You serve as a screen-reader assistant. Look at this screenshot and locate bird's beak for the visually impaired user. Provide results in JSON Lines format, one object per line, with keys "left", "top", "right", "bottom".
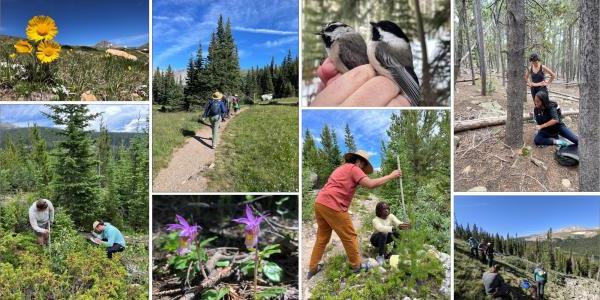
{"left": 315, "top": 32, "right": 323, "bottom": 36}
{"left": 369, "top": 21, "right": 376, "bottom": 27}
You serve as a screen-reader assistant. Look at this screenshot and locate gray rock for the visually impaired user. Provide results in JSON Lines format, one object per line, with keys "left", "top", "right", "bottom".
{"left": 468, "top": 186, "right": 487, "bottom": 192}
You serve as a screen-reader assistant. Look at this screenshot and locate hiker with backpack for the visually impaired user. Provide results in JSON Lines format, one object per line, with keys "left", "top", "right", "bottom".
{"left": 370, "top": 201, "right": 411, "bottom": 266}
{"left": 468, "top": 236, "right": 479, "bottom": 259}
{"left": 221, "top": 95, "right": 230, "bottom": 120}
{"left": 91, "top": 221, "right": 126, "bottom": 259}
{"left": 483, "top": 265, "right": 512, "bottom": 299}
{"left": 479, "top": 240, "right": 488, "bottom": 264}
{"left": 534, "top": 264, "right": 548, "bottom": 300}
{"left": 233, "top": 94, "right": 240, "bottom": 114}
{"left": 307, "top": 150, "right": 402, "bottom": 279}
{"left": 28, "top": 199, "right": 54, "bottom": 246}
{"left": 525, "top": 53, "right": 556, "bottom": 102}
{"left": 486, "top": 242, "right": 495, "bottom": 267}
{"left": 203, "top": 92, "right": 227, "bottom": 149}
{"left": 533, "top": 91, "right": 578, "bottom": 148}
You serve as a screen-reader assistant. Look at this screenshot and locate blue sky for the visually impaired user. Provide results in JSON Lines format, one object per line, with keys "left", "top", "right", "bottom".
{"left": 302, "top": 110, "right": 399, "bottom": 169}
{"left": 153, "top": 0, "right": 298, "bottom": 70}
{"left": 455, "top": 195, "right": 600, "bottom": 237}
{"left": 0, "top": 0, "right": 148, "bottom": 47}
{"left": 0, "top": 105, "right": 149, "bottom": 133}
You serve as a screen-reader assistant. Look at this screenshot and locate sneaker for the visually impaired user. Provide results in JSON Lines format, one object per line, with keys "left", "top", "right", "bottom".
{"left": 376, "top": 255, "right": 385, "bottom": 266}
{"left": 556, "top": 140, "right": 568, "bottom": 148}
{"left": 352, "top": 260, "right": 375, "bottom": 273}
{"left": 307, "top": 263, "right": 323, "bottom": 280}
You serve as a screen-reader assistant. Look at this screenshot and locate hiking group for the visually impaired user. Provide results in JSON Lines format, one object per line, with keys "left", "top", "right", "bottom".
{"left": 469, "top": 236, "right": 548, "bottom": 300}
{"left": 307, "top": 150, "right": 411, "bottom": 279}
{"left": 202, "top": 91, "right": 242, "bottom": 149}
{"left": 525, "top": 53, "right": 579, "bottom": 165}
{"left": 29, "top": 199, "right": 126, "bottom": 259}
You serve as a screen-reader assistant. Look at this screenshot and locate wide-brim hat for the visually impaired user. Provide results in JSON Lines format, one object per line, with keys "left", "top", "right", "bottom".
{"left": 212, "top": 92, "right": 223, "bottom": 100}
{"left": 92, "top": 221, "right": 100, "bottom": 231}
{"left": 343, "top": 150, "right": 374, "bottom": 174}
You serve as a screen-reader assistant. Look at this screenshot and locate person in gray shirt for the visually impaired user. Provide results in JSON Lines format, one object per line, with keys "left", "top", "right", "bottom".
{"left": 28, "top": 199, "right": 54, "bottom": 246}
{"left": 482, "top": 265, "right": 511, "bottom": 299}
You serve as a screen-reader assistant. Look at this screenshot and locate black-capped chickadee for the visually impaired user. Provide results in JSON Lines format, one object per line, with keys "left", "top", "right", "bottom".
{"left": 317, "top": 21, "right": 369, "bottom": 73}
{"left": 368, "top": 20, "right": 421, "bottom": 106}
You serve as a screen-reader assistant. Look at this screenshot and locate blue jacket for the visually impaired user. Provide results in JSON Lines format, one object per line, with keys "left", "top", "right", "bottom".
{"left": 203, "top": 100, "right": 226, "bottom": 118}
{"left": 101, "top": 223, "right": 126, "bottom": 248}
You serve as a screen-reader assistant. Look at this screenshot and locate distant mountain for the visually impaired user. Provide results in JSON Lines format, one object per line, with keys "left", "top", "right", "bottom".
{"left": 0, "top": 126, "right": 141, "bottom": 149}
{"left": 0, "top": 123, "right": 15, "bottom": 129}
{"left": 173, "top": 69, "right": 187, "bottom": 85}
{"left": 94, "top": 40, "right": 122, "bottom": 49}
{"left": 522, "top": 226, "right": 600, "bottom": 242}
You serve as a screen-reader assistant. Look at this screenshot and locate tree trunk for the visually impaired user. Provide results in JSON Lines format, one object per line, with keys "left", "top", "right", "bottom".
{"left": 505, "top": 0, "right": 526, "bottom": 147}
{"left": 462, "top": 0, "right": 476, "bottom": 85}
{"left": 578, "top": 0, "right": 600, "bottom": 191}
{"left": 454, "top": 0, "right": 465, "bottom": 86}
{"left": 493, "top": 10, "right": 504, "bottom": 86}
{"left": 473, "top": 0, "right": 487, "bottom": 95}
{"left": 413, "top": 0, "right": 431, "bottom": 104}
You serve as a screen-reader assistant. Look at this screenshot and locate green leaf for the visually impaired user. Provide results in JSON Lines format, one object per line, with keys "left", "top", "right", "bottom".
{"left": 262, "top": 261, "right": 283, "bottom": 282}
{"left": 260, "top": 244, "right": 281, "bottom": 259}
{"left": 240, "top": 260, "right": 255, "bottom": 276}
{"left": 215, "top": 260, "right": 230, "bottom": 267}
{"left": 199, "top": 236, "right": 218, "bottom": 247}
{"left": 201, "top": 287, "right": 229, "bottom": 300}
{"left": 256, "top": 287, "right": 286, "bottom": 299}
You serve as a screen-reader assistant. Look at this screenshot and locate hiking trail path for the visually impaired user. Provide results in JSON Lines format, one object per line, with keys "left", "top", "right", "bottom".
{"left": 153, "top": 107, "right": 248, "bottom": 192}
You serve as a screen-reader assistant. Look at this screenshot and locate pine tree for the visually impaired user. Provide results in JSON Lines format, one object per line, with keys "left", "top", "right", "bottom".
{"left": 344, "top": 123, "right": 357, "bottom": 153}
{"left": 44, "top": 105, "right": 101, "bottom": 228}
{"left": 96, "top": 120, "right": 111, "bottom": 188}
{"left": 29, "top": 124, "right": 51, "bottom": 194}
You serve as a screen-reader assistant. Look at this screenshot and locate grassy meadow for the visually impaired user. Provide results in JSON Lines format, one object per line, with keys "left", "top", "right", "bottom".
{"left": 0, "top": 36, "right": 148, "bottom": 101}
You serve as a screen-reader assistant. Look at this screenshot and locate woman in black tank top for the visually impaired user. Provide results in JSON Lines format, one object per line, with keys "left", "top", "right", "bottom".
{"left": 524, "top": 53, "right": 556, "bottom": 101}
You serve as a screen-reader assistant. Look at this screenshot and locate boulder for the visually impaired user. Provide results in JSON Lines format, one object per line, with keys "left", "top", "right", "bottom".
{"left": 106, "top": 49, "right": 138, "bottom": 61}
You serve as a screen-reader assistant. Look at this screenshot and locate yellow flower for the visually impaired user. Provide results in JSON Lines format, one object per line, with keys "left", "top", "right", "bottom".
{"left": 14, "top": 40, "right": 33, "bottom": 54}
{"left": 128, "top": 66, "right": 132, "bottom": 71}
{"left": 36, "top": 40, "right": 61, "bottom": 63}
{"left": 9, "top": 53, "right": 17, "bottom": 59}
{"left": 26, "top": 16, "right": 58, "bottom": 41}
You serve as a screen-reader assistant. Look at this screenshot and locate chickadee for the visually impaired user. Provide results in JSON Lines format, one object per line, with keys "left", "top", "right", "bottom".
{"left": 368, "top": 20, "right": 421, "bottom": 105}
{"left": 317, "top": 21, "right": 369, "bottom": 74}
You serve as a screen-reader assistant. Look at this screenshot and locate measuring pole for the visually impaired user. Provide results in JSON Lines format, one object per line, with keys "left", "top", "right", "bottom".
{"left": 396, "top": 156, "right": 408, "bottom": 222}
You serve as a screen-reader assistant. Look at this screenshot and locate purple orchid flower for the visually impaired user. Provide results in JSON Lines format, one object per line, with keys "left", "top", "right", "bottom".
{"left": 165, "top": 214, "right": 202, "bottom": 255}
{"left": 233, "top": 205, "right": 266, "bottom": 249}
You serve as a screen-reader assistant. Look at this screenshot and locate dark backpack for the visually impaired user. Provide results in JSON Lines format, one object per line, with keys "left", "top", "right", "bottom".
{"left": 207, "top": 100, "right": 221, "bottom": 116}
{"left": 555, "top": 144, "right": 578, "bottom": 166}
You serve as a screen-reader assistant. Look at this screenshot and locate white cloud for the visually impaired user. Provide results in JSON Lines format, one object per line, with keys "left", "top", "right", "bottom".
{"left": 262, "top": 36, "right": 298, "bottom": 48}
{"left": 233, "top": 26, "right": 296, "bottom": 35}
{"left": 111, "top": 33, "right": 149, "bottom": 46}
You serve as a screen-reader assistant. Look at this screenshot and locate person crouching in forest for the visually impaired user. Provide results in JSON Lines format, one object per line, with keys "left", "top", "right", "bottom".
{"left": 203, "top": 92, "right": 227, "bottom": 149}
{"left": 307, "top": 150, "right": 402, "bottom": 279}
{"left": 92, "top": 221, "right": 126, "bottom": 259}
{"left": 29, "top": 199, "right": 54, "bottom": 246}
{"left": 370, "top": 201, "right": 410, "bottom": 266}
{"left": 525, "top": 53, "right": 556, "bottom": 102}
{"left": 533, "top": 91, "right": 578, "bottom": 148}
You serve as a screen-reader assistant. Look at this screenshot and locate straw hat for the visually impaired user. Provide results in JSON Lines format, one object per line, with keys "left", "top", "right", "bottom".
{"left": 212, "top": 91, "right": 224, "bottom": 100}
{"left": 92, "top": 221, "right": 101, "bottom": 231}
{"left": 343, "top": 150, "right": 374, "bottom": 174}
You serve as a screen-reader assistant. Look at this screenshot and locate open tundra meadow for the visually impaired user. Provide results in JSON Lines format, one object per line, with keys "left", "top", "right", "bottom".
{"left": 0, "top": 104, "right": 149, "bottom": 298}
{"left": 0, "top": 0, "right": 149, "bottom": 101}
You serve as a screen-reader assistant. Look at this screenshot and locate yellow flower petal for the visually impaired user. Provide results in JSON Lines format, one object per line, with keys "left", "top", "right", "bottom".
{"left": 9, "top": 53, "right": 17, "bottom": 59}
{"left": 14, "top": 40, "right": 33, "bottom": 54}
{"left": 26, "top": 16, "right": 58, "bottom": 41}
{"left": 36, "top": 40, "right": 61, "bottom": 63}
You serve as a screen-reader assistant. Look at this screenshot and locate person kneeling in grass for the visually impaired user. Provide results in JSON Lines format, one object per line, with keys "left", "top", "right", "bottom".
{"left": 308, "top": 150, "right": 402, "bottom": 279}
{"left": 370, "top": 201, "right": 410, "bottom": 265}
{"left": 92, "top": 221, "right": 126, "bottom": 259}
{"left": 29, "top": 199, "right": 54, "bottom": 246}
{"left": 533, "top": 91, "right": 578, "bottom": 148}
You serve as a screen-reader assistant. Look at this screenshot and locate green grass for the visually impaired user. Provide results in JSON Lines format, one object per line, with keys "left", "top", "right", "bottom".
{"left": 207, "top": 105, "right": 298, "bottom": 192}
{"left": 152, "top": 106, "right": 201, "bottom": 178}
{"left": 1, "top": 36, "right": 148, "bottom": 100}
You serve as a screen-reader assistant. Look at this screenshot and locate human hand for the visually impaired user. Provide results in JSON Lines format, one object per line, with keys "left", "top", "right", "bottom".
{"left": 399, "top": 223, "right": 411, "bottom": 230}
{"left": 390, "top": 169, "right": 402, "bottom": 178}
{"left": 526, "top": 82, "right": 531, "bottom": 87}
{"left": 311, "top": 58, "right": 412, "bottom": 107}
{"left": 535, "top": 125, "right": 542, "bottom": 131}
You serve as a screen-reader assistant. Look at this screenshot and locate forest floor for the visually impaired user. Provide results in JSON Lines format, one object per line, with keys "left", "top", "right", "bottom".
{"left": 152, "top": 107, "right": 248, "bottom": 192}
{"left": 152, "top": 213, "right": 299, "bottom": 299}
{"left": 454, "top": 72, "right": 580, "bottom": 192}
{"left": 302, "top": 193, "right": 451, "bottom": 299}
{"left": 454, "top": 239, "right": 600, "bottom": 300}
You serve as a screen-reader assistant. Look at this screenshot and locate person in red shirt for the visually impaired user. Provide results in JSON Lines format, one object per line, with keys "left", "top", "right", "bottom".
{"left": 307, "top": 150, "right": 402, "bottom": 278}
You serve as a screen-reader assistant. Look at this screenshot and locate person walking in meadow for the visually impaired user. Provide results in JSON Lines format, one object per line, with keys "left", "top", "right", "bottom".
{"left": 233, "top": 94, "right": 240, "bottom": 115}
{"left": 307, "top": 150, "right": 402, "bottom": 278}
{"left": 203, "top": 92, "right": 227, "bottom": 149}
{"left": 534, "top": 264, "right": 548, "bottom": 300}
{"left": 370, "top": 201, "right": 410, "bottom": 265}
{"left": 468, "top": 236, "right": 479, "bottom": 259}
{"left": 29, "top": 199, "right": 54, "bottom": 246}
{"left": 524, "top": 53, "right": 556, "bottom": 102}
{"left": 486, "top": 242, "right": 495, "bottom": 267}
{"left": 479, "top": 240, "right": 488, "bottom": 264}
{"left": 91, "top": 221, "right": 126, "bottom": 259}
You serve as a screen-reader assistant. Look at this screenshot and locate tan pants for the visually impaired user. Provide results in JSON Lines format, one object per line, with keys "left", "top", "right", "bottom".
{"left": 309, "top": 203, "right": 360, "bottom": 271}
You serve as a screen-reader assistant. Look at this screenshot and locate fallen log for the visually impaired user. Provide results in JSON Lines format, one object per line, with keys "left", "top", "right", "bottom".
{"left": 548, "top": 90, "right": 580, "bottom": 100}
{"left": 454, "top": 110, "right": 579, "bottom": 133}
{"left": 456, "top": 78, "right": 480, "bottom": 83}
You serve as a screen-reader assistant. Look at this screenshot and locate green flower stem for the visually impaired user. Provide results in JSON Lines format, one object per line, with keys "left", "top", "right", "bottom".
{"left": 254, "top": 247, "right": 259, "bottom": 300}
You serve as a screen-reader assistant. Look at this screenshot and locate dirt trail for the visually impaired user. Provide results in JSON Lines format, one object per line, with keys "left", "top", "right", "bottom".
{"left": 153, "top": 108, "right": 248, "bottom": 192}
{"left": 301, "top": 194, "right": 379, "bottom": 299}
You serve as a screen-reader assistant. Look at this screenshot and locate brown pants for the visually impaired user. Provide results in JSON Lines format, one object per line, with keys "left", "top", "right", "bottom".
{"left": 309, "top": 203, "right": 360, "bottom": 271}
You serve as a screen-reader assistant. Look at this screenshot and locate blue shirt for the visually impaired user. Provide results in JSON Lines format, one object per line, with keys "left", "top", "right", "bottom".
{"left": 101, "top": 223, "right": 126, "bottom": 248}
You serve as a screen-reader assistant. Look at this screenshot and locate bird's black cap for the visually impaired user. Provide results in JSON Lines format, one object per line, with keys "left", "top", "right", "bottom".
{"left": 370, "top": 20, "right": 410, "bottom": 43}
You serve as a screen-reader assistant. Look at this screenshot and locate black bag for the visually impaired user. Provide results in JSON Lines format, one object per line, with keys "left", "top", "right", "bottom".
{"left": 207, "top": 100, "right": 220, "bottom": 116}
{"left": 555, "top": 144, "right": 578, "bottom": 166}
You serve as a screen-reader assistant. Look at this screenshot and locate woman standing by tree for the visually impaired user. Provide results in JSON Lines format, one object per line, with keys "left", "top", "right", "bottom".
{"left": 524, "top": 53, "right": 557, "bottom": 101}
